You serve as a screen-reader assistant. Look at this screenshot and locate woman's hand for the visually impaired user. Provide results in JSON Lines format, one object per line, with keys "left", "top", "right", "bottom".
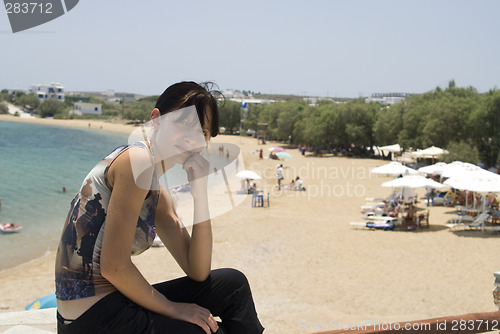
{"left": 172, "top": 302, "right": 219, "bottom": 334}
{"left": 182, "top": 153, "right": 211, "bottom": 225}
{"left": 182, "top": 153, "right": 210, "bottom": 199}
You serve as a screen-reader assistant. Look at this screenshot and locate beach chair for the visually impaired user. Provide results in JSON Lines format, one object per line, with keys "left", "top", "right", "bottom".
{"left": 433, "top": 190, "right": 455, "bottom": 206}
{"left": 402, "top": 216, "right": 415, "bottom": 230}
{"left": 252, "top": 192, "right": 269, "bottom": 208}
{"left": 469, "top": 212, "right": 490, "bottom": 230}
{"left": 448, "top": 215, "right": 474, "bottom": 225}
{"left": 416, "top": 210, "right": 429, "bottom": 228}
{"left": 491, "top": 210, "right": 500, "bottom": 224}
{"left": 447, "top": 212, "right": 490, "bottom": 230}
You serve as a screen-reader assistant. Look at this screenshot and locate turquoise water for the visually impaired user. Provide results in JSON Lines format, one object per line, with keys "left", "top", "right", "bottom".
{"left": 0, "top": 121, "right": 242, "bottom": 271}
{"left": 0, "top": 121, "right": 128, "bottom": 270}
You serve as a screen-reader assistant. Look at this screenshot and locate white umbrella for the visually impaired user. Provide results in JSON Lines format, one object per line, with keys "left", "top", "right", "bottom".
{"left": 444, "top": 171, "right": 500, "bottom": 193}
{"left": 440, "top": 161, "right": 483, "bottom": 179}
{"left": 235, "top": 170, "right": 262, "bottom": 180}
{"left": 443, "top": 167, "right": 500, "bottom": 215}
{"left": 374, "top": 144, "right": 402, "bottom": 156}
{"left": 411, "top": 146, "right": 449, "bottom": 159}
{"left": 381, "top": 175, "right": 443, "bottom": 216}
{"left": 382, "top": 175, "right": 445, "bottom": 189}
{"left": 418, "top": 162, "right": 448, "bottom": 175}
{"left": 371, "top": 161, "right": 419, "bottom": 176}
{"left": 379, "top": 143, "right": 402, "bottom": 152}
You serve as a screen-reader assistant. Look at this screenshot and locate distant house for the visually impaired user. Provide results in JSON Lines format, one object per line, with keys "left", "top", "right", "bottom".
{"left": 365, "top": 93, "right": 411, "bottom": 105}
{"left": 71, "top": 102, "right": 102, "bottom": 116}
{"left": 30, "top": 83, "right": 65, "bottom": 102}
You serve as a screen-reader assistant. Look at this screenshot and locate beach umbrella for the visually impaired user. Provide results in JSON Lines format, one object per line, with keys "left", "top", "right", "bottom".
{"left": 443, "top": 167, "right": 500, "bottom": 214}
{"left": 235, "top": 170, "right": 262, "bottom": 180}
{"left": 395, "top": 152, "right": 415, "bottom": 164}
{"left": 411, "top": 146, "right": 449, "bottom": 163}
{"left": 444, "top": 171, "right": 500, "bottom": 193}
{"left": 275, "top": 152, "right": 292, "bottom": 159}
{"left": 382, "top": 175, "right": 445, "bottom": 189}
{"left": 418, "top": 162, "right": 448, "bottom": 175}
{"left": 440, "top": 161, "right": 482, "bottom": 179}
{"left": 375, "top": 143, "right": 402, "bottom": 155}
{"left": 370, "top": 161, "right": 419, "bottom": 176}
{"left": 25, "top": 292, "right": 57, "bottom": 310}
{"left": 269, "top": 147, "right": 285, "bottom": 153}
{"left": 382, "top": 175, "right": 446, "bottom": 216}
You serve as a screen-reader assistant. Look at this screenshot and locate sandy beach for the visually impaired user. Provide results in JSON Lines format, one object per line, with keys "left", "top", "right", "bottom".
{"left": 0, "top": 114, "right": 499, "bottom": 333}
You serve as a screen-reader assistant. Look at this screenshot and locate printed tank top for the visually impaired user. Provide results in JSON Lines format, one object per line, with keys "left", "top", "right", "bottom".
{"left": 55, "top": 142, "right": 159, "bottom": 304}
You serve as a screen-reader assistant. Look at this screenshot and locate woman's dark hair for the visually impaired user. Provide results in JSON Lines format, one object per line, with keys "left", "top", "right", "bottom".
{"left": 155, "top": 81, "right": 222, "bottom": 137}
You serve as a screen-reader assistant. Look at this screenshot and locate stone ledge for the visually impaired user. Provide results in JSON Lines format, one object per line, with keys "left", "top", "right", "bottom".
{"left": 0, "top": 308, "right": 56, "bottom": 333}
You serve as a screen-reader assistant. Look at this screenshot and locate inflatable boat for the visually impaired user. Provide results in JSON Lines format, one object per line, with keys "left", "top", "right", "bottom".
{"left": 0, "top": 222, "right": 22, "bottom": 233}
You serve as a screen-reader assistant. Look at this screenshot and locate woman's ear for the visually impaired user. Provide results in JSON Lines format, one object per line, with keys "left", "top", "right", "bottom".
{"left": 151, "top": 108, "right": 161, "bottom": 129}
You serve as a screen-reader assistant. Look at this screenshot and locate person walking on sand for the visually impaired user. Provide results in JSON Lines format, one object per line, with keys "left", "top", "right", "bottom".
{"left": 55, "top": 81, "right": 264, "bottom": 334}
{"left": 276, "top": 164, "right": 284, "bottom": 190}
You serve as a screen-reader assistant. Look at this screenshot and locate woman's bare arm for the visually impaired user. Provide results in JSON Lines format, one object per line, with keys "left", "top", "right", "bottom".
{"left": 155, "top": 185, "right": 212, "bottom": 282}
{"left": 100, "top": 148, "right": 217, "bottom": 333}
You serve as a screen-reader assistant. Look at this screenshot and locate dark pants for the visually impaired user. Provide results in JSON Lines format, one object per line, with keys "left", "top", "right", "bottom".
{"left": 57, "top": 268, "right": 264, "bottom": 334}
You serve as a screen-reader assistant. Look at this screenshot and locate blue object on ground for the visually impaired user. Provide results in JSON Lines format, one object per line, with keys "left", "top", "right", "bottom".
{"left": 25, "top": 291, "right": 57, "bottom": 310}
{"left": 366, "top": 221, "right": 394, "bottom": 231}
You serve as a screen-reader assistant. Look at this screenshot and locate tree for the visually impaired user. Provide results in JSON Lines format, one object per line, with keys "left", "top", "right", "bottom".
{"left": 0, "top": 101, "right": 8, "bottom": 114}
{"left": 18, "top": 93, "right": 40, "bottom": 110}
{"left": 472, "top": 90, "right": 500, "bottom": 169}
{"left": 300, "top": 107, "right": 331, "bottom": 147}
{"left": 39, "top": 99, "right": 68, "bottom": 118}
{"left": 374, "top": 103, "right": 404, "bottom": 146}
{"left": 218, "top": 101, "right": 241, "bottom": 134}
{"left": 342, "top": 101, "right": 378, "bottom": 154}
{"left": 124, "top": 108, "right": 148, "bottom": 122}
{"left": 123, "top": 100, "right": 153, "bottom": 122}
{"left": 275, "top": 101, "right": 307, "bottom": 142}
{"left": 397, "top": 94, "right": 430, "bottom": 149}
{"left": 443, "top": 141, "right": 479, "bottom": 165}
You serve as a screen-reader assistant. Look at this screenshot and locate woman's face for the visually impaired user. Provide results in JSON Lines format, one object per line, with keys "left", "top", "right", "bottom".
{"left": 154, "top": 105, "right": 212, "bottom": 165}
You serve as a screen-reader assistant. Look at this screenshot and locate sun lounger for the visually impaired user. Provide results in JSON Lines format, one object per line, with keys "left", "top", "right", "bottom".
{"left": 363, "top": 215, "right": 399, "bottom": 222}
{"left": 360, "top": 202, "right": 385, "bottom": 213}
{"left": 349, "top": 221, "right": 394, "bottom": 231}
{"left": 447, "top": 212, "right": 490, "bottom": 230}
{"left": 448, "top": 215, "right": 474, "bottom": 225}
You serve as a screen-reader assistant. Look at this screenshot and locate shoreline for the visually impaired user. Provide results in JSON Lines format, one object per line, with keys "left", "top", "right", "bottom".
{"left": 0, "top": 114, "right": 137, "bottom": 135}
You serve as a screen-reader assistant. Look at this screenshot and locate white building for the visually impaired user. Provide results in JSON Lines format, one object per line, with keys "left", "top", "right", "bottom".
{"left": 365, "top": 93, "right": 411, "bottom": 105}
{"left": 71, "top": 102, "right": 102, "bottom": 116}
{"left": 30, "top": 83, "right": 65, "bottom": 102}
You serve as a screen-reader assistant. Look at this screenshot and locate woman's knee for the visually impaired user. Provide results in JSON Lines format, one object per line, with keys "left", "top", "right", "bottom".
{"left": 216, "top": 268, "right": 248, "bottom": 284}
{"left": 212, "top": 268, "right": 251, "bottom": 294}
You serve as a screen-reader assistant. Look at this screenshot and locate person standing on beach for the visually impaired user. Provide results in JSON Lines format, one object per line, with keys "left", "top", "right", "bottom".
{"left": 276, "top": 164, "right": 284, "bottom": 190}
{"left": 55, "top": 81, "right": 264, "bottom": 334}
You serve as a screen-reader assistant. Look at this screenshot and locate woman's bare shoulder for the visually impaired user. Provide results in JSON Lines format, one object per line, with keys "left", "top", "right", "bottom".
{"left": 108, "top": 145, "right": 155, "bottom": 190}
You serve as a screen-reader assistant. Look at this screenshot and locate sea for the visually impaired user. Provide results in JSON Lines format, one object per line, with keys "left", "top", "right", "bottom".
{"left": 0, "top": 121, "right": 128, "bottom": 271}
{"left": 0, "top": 120, "right": 244, "bottom": 271}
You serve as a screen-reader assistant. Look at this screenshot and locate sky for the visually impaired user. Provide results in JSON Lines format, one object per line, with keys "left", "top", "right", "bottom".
{"left": 1, "top": 0, "right": 500, "bottom": 98}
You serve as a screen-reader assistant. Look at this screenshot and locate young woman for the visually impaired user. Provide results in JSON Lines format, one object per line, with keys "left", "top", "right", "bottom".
{"left": 55, "top": 81, "right": 264, "bottom": 334}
